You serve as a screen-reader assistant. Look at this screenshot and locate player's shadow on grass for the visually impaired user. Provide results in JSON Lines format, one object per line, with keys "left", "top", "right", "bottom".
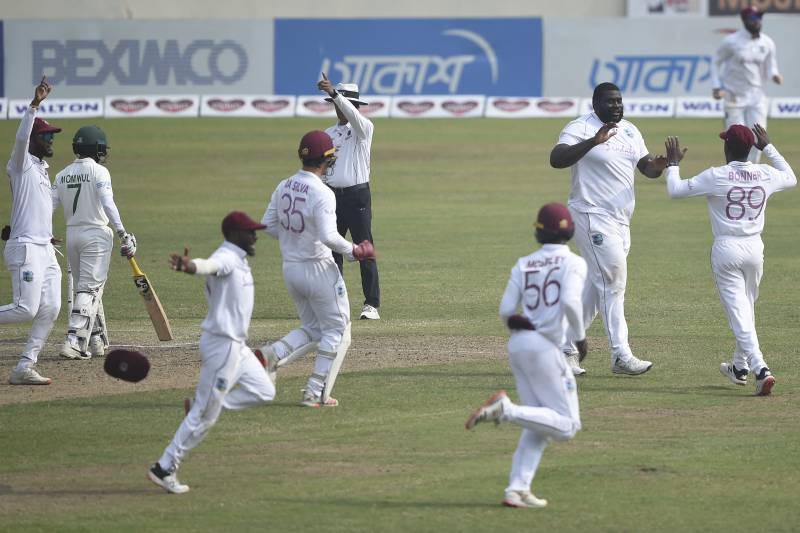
{"left": 579, "top": 378, "right": 751, "bottom": 396}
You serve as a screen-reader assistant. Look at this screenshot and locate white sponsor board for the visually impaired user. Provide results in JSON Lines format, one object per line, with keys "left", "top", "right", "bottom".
{"left": 544, "top": 17, "right": 800, "bottom": 98}
{"left": 769, "top": 98, "right": 800, "bottom": 119}
{"left": 358, "top": 96, "right": 392, "bottom": 119}
{"left": 627, "top": 0, "right": 708, "bottom": 17}
{"left": 295, "top": 96, "right": 337, "bottom": 118}
{"left": 390, "top": 95, "right": 485, "bottom": 118}
{"left": 485, "top": 97, "right": 579, "bottom": 118}
{"left": 675, "top": 97, "right": 724, "bottom": 118}
{"left": 0, "top": 98, "right": 7, "bottom": 120}
{"left": 200, "top": 95, "right": 296, "bottom": 117}
{"left": 8, "top": 99, "right": 103, "bottom": 119}
{"left": 105, "top": 95, "right": 199, "bottom": 118}
{"left": 580, "top": 97, "right": 675, "bottom": 117}
{"left": 3, "top": 20, "right": 274, "bottom": 99}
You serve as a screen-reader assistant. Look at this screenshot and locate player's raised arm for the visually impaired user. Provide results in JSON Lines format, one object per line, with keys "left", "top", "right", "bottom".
{"left": 753, "top": 124, "right": 797, "bottom": 189}
{"left": 549, "top": 123, "right": 616, "bottom": 169}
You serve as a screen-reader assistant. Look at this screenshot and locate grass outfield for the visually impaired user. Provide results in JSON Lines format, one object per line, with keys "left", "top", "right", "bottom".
{"left": 1, "top": 117, "right": 799, "bottom": 531}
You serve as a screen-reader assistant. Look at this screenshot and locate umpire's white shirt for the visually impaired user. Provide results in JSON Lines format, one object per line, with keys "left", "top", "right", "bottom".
{"left": 263, "top": 170, "right": 353, "bottom": 262}
{"left": 499, "top": 244, "right": 587, "bottom": 348}
{"left": 324, "top": 93, "right": 373, "bottom": 188}
{"left": 200, "top": 241, "right": 254, "bottom": 342}
{"left": 666, "top": 144, "right": 796, "bottom": 238}
{"left": 712, "top": 29, "right": 779, "bottom": 106}
{"left": 558, "top": 113, "right": 648, "bottom": 226}
{"left": 6, "top": 106, "right": 53, "bottom": 244}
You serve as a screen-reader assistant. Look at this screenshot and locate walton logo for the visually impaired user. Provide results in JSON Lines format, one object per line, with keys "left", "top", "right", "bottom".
{"left": 33, "top": 39, "right": 248, "bottom": 86}
{"left": 320, "top": 29, "right": 498, "bottom": 95}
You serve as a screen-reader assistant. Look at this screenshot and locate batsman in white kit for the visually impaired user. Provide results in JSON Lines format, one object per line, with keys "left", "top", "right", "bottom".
{"left": 148, "top": 211, "right": 275, "bottom": 494}
{"left": 466, "top": 203, "right": 587, "bottom": 509}
{"left": 664, "top": 124, "right": 795, "bottom": 396}
{"left": 52, "top": 125, "right": 137, "bottom": 360}
{"left": 256, "top": 130, "right": 375, "bottom": 407}
{"left": 2, "top": 77, "right": 62, "bottom": 385}
{"left": 550, "top": 82, "right": 669, "bottom": 377}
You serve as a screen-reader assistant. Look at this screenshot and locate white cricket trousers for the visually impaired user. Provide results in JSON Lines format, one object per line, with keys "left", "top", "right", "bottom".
{"left": 724, "top": 98, "right": 767, "bottom": 163}
{"left": 159, "top": 332, "right": 275, "bottom": 472}
{"left": 66, "top": 225, "right": 113, "bottom": 292}
{"left": 505, "top": 331, "right": 581, "bottom": 493}
{"left": 0, "top": 241, "right": 61, "bottom": 370}
{"left": 711, "top": 236, "right": 767, "bottom": 374}
{"left": 570, "top": 209, "right": 634, "bottom": 362}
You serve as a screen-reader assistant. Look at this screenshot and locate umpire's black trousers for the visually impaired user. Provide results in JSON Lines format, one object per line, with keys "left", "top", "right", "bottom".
{"left": 330, "top": 182, "right": 380, "bottom": 308}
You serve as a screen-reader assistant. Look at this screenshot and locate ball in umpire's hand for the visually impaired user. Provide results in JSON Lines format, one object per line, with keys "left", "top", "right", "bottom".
{"left": 105, "top": 349, "right": 150, "bottom": 383}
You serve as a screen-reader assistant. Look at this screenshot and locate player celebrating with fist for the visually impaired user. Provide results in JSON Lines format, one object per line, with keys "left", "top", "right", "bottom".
{"left": 257, "top": 130, "right": 375, "bottom": 407}
{"left": 148, "top": 212, "right": 275, "bottom": 494}
{"left": 664, "top": 125, "right": 796, "bottom": 396}
{"left": 466, "top": 203, "right": 587, "bottom": 509}
{"left": 550, "top": 82, "right": 667, "bottom": 377}
{"left": 2, "top": 77, "right": 62, "bottom": 385}
{"left": 53, "top": 125, "right": 136, "bottom": 360}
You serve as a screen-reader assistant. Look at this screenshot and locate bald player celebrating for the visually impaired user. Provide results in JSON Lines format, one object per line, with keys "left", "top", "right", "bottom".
{"left": 665, "top": 125, "right": 795, "bottom": 396}
{"left": 148, "top": 212, "right": 275, "bottom": 494}
{"left": 257, "top": 131, "right": 375, "bottom": 407}
{"left": 550, "top": 82, "right": 667, "bottom": 377}
{"left": 2, "top": 77, "right": 62, "bottom": 385}
{"left": 466, "top": 203, "right": 587, "bottom": 509}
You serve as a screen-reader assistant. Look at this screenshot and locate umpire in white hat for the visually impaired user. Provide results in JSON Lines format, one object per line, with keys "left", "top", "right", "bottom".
{"left": 318, "top": 73, "right": 381, "bottom": 320}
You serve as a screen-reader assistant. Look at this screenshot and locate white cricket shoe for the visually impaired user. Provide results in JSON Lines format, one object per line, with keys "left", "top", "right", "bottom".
{"left": 502, "top": 490, "right": 548, "bottom": 509}
{"left": 148, "top": 463, "right": 190, "bottom": 494}
{"left": 89, "top": 336, "right": 106, "bottom": 358}
{"left": 9, "top": 367, "right": 52, "bottom": 385}
{"left": 465, "top": 390, "right": 507, "bottom": 430}
{"left": 254, "top": 344, "right": 279, "bottom": 383}
{"left": 565, "top": 352, "right": 586, "bottom": 376}
{"left": 719, "top": 361, "right": 748, "bottom": 386}
{"left": 611, "top": 356, "right": 653, "bottom": 375}
{"left": 60, "top": 339, "right": 90, "bottom": 360}
{"left": 300, "top": 389, "right": 338, "bottom": 407}
{"left": 360, "top": 305, "right": 380, "bottom": 320}
{"left": 754, "top": 368, "right": 776, "bottom": 397}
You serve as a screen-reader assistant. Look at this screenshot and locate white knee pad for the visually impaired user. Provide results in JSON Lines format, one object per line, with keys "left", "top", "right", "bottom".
{"left": 69, "top": 290, "right": 101, "bottom": 351}
{"left": 275, "top": 327, "right": 321, "bottom": 368}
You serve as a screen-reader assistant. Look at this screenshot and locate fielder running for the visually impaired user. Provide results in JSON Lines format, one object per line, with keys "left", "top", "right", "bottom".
{"left": 712, "top": 6, "right": 783, "bottom": 163}
{"left": 466, "top": 203, "right": 587, "bottom": 509}
{"left": 52, "top": 125, "right": 137, "bottom": 360}
{"left": 550, "top": 82, "right": 668, "bottom": 376}
{"left": 1, "top": 77, "right": 62, "bottom": 385}
{"left": 256, "top": 130, "right": 375, "bottom": 407}
{"left": 148, "top": 211, "right": 275, "bottom": 494}
{"left": 664, "top": 125, "right": 796, "bottom": 396}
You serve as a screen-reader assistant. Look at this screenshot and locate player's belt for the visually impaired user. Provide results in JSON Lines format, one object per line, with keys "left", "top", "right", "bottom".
{"left": 328, "top": 183, "right": 369, "bottom": 195}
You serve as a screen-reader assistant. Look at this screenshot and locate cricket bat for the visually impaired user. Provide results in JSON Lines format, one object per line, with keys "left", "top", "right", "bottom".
{"left": 128, "top": 257, "right": 173, "bottom": 341}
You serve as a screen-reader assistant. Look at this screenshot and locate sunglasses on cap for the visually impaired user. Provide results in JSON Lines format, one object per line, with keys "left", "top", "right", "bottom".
{"left": 37, "top": 132, "right": 55, "bottom": 142}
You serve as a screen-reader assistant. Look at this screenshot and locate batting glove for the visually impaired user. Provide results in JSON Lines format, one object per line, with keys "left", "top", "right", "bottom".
{"left": 119, "top": 231, "right": 137, "bottom": 258}
{"left": 352, "top": 240, "right": 376, "bottom": 261}
{"left": 507, "top": 314, "right": 535, "bottom": 331}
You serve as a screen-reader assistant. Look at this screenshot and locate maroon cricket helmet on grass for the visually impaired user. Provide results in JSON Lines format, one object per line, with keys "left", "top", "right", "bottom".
{"left": 105, "top": 349, "right": 150, "bottom": 383}
{"left": 536, "top": 202, "right": 575, "bottom": 241}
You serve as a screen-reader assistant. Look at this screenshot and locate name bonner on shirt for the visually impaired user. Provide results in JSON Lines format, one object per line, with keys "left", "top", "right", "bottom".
{"left": 728, "top": 169, "right": 762, "bottom": 182}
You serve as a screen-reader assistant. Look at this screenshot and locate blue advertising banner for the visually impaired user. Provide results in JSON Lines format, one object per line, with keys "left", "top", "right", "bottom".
{"left": 275, "top": 18, "right": 542, "bottom": 96}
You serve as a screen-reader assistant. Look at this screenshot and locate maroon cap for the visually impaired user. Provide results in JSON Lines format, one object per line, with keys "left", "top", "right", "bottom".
{"left": 104, "top": 349, "right": 150, "bottom": 383}
{"left": 536, "top": 202, "right": 575, "bottom": 237}
{"left": 222, "top": 211, "right": 266, "bottom": 234}
{"left": 298, "top": 130, "right": 335, "bottom": 160}
{"left": 720, "top": 125, "right": 755, "bottom": 153}
{"left": 31, "top": 117, "right": 62, "bottom": 136}
{"left": 740, "top": 6, "right": 763, "bottom": 20}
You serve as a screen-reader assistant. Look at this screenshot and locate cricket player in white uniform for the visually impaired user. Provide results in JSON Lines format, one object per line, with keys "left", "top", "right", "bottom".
{"left": 148, "top": 211, "right": 275, "bottom": 494}
{"left": 466, "top": 203, "right": 587, "bottom": 509}
{"left": 257, "top": 130, "right": 375, "bottom": 407}
{"left": 1, "top": 77, "right": 62, "bottom": 386}
{"left": 550, "top": 82, "right": 668, "bottom": 377}
{"left": 711, "top": 6, "right": 782, "bottom": 163}
{"left": 664, "top": 125, "right": 795, "bottom": 396}
{"left": 52, "top": 125, "right": 137, "bottom": 360}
